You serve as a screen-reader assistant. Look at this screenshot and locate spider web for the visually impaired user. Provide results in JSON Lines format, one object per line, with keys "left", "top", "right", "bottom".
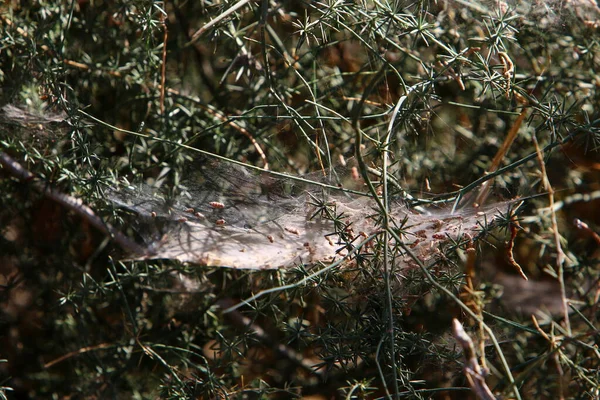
{"left": 110, "top": 156, "right": 516, "bottom": 270}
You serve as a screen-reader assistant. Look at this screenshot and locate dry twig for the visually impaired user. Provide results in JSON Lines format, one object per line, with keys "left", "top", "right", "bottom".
{"left": 531, "top": 135, "right": 571, "bottom": 334}
{"left": 452, "top": 319, "right": 496, "bottom": 400}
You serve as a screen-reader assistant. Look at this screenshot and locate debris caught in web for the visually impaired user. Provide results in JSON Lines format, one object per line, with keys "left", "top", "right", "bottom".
{"left": 110, "top": 156, "right": 516, "bottom": 270}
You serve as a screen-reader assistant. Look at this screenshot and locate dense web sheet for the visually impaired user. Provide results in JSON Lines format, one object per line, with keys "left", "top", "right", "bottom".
{"left": 110, "top": 157, "right": 515, "bottom": 270}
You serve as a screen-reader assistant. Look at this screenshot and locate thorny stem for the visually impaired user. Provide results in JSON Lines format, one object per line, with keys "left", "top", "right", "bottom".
{"left": 354, "top": 113, "right": 395, "bottom": 397}
{"left": 375, "top": 335, "right": 393, "bottom": 399}
{"left": 377, "top": 90, "right": 412, "bottom": 399}
{"left": 349, "top": 62, "right": 414, "bottom": 396}
{"left": 350, "top": 77, "right": 413, "bottom": 398}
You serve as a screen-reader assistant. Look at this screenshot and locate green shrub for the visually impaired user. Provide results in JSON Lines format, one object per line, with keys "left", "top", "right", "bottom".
{"left": 1, "top": 1, "right": 598, "bottom": 398}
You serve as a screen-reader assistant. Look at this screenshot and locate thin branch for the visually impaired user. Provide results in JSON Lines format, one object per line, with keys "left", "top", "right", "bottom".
{"left": 44, "top": 342, "right": 116, "bottom": 369}
{"left": 159, "top": 10, "right": 168, "bottom": 115}
{"left": 474, "top": 108, "right": 529, "bottom": 206}
{"left": 574, "top": 218, "right": 600, "bottom": 245}
{"left": 506, "top": 215, "right": 528, "bottom": 280}
{"left": 532, "top": 134, "right": 571, "bottom": 334}
{"left": 0, "top": 151, "right": 148, "bottom": 257}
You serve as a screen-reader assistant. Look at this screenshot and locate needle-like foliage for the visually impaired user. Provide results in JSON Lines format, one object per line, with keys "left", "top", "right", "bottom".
{"left": 1, "top": 1, "right": 599, "bottom": 399}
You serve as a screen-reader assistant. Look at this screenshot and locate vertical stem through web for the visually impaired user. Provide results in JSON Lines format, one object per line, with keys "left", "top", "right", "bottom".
{"left": 381, "top": 91, "right": 410, "bottom": 399}
{"left": 354, "top": 125, "right": 396, "bottom": 397}
{"left": 350, "top": 64, "right": 410, "bottom": 398}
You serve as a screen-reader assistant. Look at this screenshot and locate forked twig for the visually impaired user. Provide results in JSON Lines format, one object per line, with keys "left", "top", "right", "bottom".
{"left": 452, "top": 319, "right": 496, "bottom": 400}
{"left": 531, "top": 315, "right": 566, "bottom": 399}
{"left": 189, "top": 0, "right": 252, "bottom": 43}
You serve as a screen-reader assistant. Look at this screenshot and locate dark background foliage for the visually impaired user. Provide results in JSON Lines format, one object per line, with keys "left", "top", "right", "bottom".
{"left": 0, "top": 1, "right": 599, "bottom": 399}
